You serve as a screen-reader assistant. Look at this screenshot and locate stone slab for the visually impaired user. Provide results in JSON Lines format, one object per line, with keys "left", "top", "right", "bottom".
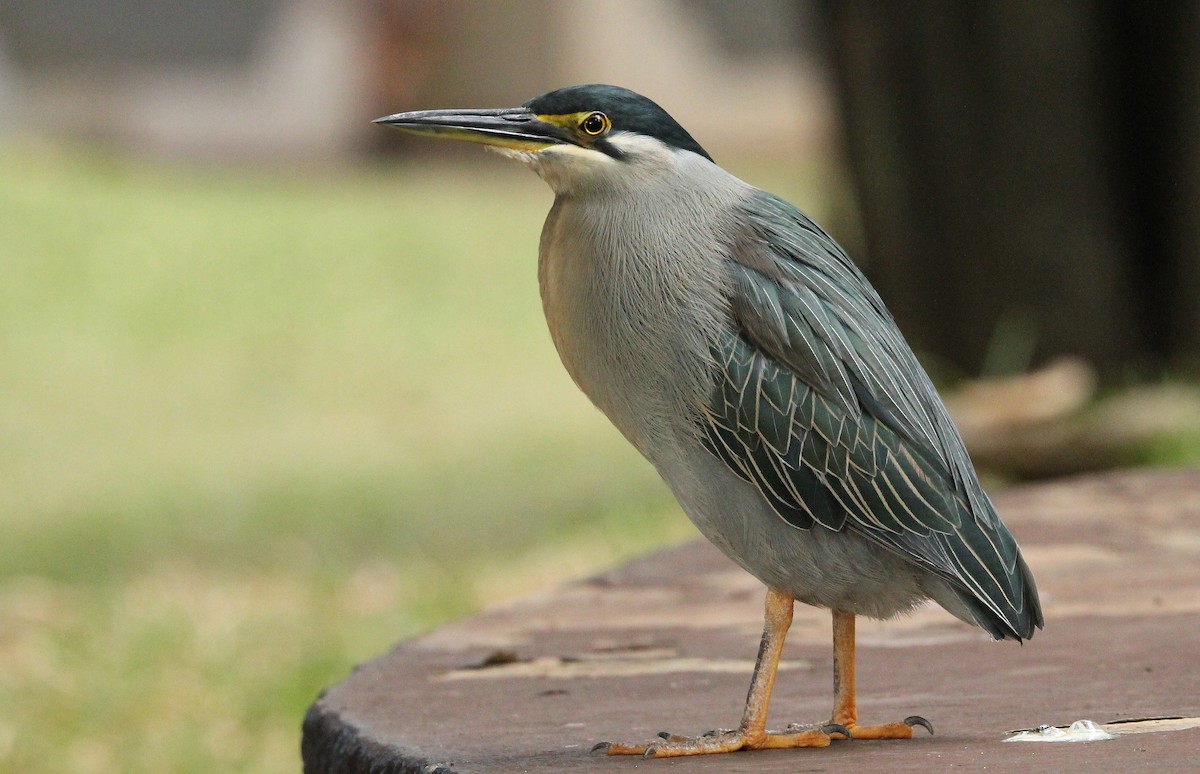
{"left": 303, "top": 469, "right": 1200, "bottom": 772}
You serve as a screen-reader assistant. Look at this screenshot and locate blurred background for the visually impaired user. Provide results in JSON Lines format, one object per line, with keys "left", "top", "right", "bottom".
{"left": 1, "top": 1, "right": 1198, "bottom": 772}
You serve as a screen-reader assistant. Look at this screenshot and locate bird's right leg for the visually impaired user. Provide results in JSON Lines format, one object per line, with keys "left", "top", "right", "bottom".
{"left": 597, "top": 587, "right": 843, "bottom": 758}
{"left": 825, "top": 610, "right": 933, "bottom": 740}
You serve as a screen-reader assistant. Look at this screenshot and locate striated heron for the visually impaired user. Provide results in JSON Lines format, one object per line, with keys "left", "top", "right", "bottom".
{"left": 374, "top": 84, "right": 1043, "bottom": 758}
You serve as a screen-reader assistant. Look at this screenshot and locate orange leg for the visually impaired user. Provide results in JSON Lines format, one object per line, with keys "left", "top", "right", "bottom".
{"left": 828, "top": 610, "right": 933, "bottom": 740}
{"left": 597, "top": 588, "right": 842, "bottom": 758}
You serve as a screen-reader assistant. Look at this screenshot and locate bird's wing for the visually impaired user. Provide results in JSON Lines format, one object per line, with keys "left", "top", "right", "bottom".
{"left": 699, "top": 190, "right": 1042, "bottom": 640}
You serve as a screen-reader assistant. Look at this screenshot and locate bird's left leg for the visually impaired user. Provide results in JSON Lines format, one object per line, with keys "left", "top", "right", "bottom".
{"left": 597, "top": 588, "right": 841, "bottom": 757}
{"left": 826, "top": 610, "right": 933, "bottom": 740}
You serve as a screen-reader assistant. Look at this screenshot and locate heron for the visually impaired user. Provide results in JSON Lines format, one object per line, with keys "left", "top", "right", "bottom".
{"left": 375, "top": 84, "right": 1042, "bottom": 758}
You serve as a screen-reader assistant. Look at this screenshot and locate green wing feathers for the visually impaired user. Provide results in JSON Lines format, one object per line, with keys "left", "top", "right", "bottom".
{"left": 700, "top": 191, "right": 1043, "bottom": 641}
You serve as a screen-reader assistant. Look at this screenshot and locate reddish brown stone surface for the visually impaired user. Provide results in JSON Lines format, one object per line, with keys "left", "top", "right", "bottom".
{"left": 304, "top": 469, "right": 1200, "bottom": 772}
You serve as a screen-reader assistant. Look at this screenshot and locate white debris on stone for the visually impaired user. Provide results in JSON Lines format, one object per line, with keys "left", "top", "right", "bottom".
{"left": 1004, "top": 719, "right": 1118, "bottom": 743}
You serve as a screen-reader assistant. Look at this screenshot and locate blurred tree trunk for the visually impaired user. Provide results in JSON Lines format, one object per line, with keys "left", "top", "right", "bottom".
{"left": 819, "top": 1, "right": 1200, "bottom": 378}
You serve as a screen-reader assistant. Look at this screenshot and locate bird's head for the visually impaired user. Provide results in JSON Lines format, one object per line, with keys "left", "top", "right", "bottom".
{"left": 374, "top": 84, "right": 712, "bottom": 194}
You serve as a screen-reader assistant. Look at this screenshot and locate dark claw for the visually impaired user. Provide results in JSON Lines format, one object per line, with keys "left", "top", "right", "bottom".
{"left": 590, "top": 742, "right": 611, "bottom": 754}
{"left": 904, "top": 715, "right": 934, "bottom": 735}
{"left": 642, "top": 745, "right": 660, "bottom": 758}
{"left": 821, "top": 722, "right": 853, "bottom": 739}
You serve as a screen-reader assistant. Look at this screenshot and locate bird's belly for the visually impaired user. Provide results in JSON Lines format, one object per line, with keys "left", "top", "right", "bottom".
{"left": 658, "top": 441, "right": 934, "bottom": 618}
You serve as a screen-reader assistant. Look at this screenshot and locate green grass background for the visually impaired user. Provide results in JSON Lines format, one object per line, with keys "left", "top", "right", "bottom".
{"left": 1, "top": 143, "right": 720, "bottom": 772}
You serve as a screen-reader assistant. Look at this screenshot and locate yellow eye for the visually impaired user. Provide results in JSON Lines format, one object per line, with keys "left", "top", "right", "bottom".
{"left": 580, "top": 111, "right": 610, "bottom": 136}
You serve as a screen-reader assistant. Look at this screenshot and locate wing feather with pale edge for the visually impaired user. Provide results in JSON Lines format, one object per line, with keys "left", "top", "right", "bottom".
{"left": 700, "top": 191, "right": 1043, "bottom": 640}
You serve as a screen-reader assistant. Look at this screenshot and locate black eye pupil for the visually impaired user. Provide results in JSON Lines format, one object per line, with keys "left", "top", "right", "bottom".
{"left": 584, "top": 113, "right": 606, "bottom": 135}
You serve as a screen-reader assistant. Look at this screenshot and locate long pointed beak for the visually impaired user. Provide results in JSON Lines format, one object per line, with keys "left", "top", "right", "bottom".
{"left": 372, "top": 107, "right": 570, "bottom": 152}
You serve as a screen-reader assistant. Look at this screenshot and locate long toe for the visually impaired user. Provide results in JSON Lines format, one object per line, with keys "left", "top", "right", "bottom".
{"left": 838, "top": 716, "right": 934, "bottom": 741}
{"left": 754, "top": 727, "right": 833, "bottom": 750}
{"left": 597, "top": 727, "right": 833, "bottom": 757}
{"left": 597, "top": 730, "right": 746, "bottom": 757}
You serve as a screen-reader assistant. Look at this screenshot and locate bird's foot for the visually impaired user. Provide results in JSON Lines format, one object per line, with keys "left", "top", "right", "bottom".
{"left": 593, "top": 724, "right": 848, "bottom": 758}
{"left": 819, "top": 715, "right": 933, "bottom": 740}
